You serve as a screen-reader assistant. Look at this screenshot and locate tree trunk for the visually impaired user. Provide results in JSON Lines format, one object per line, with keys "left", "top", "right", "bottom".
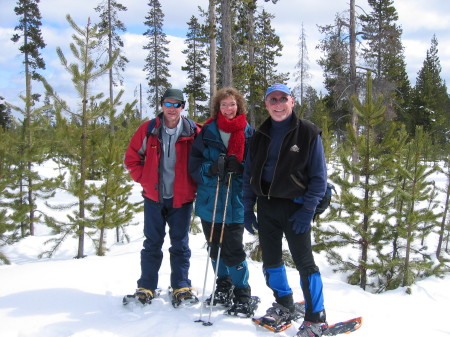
{"left": 221, "top": 0, "right": 232, "bottom": 87}
{"left": 248, "top": 1, "right": 256, "bottom": 127}
{"left": 349, "top": 0, "right": 359, "bottom": 182}
{"left": 108, "top": 0, "right": 115, "bottom": 134}
{"left": 436, "top": 163, "right": 450, "bottom": 259}
{"left": 209, "top": 0, "right": 217, "bottom": 113}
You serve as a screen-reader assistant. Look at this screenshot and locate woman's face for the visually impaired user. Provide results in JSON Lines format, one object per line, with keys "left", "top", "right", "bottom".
{"left": 219, "top": 96, "right": 238, "bottom": 120}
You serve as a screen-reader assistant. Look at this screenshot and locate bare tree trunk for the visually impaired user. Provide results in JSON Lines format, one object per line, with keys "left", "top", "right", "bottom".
{"left": 436, "top": 162, "right": 450, "bottom": 259}
{"left": 209, "top": 0, "right": 217, "bottom": 112}
{"left": 350, "top": 0, "right": 359, "bottom": 182}
{"left": 221, "top": 0, "right": 232, "bottom": 87}
{"left": 24, "top": 11, "right": 35, "bottom": 236}
{"left": 108, "top": 0, "right": 115, "bottom": 134}
{"left": 248, "top": 1, "right": 256, "bottom": 127}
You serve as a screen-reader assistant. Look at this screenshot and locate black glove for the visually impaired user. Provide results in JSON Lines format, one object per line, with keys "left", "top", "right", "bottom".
{"left": 209, "top": 154, "right": 226, "bottom": 180}
{"left": 226, "top": 155, "right": 244, "bottom": 174}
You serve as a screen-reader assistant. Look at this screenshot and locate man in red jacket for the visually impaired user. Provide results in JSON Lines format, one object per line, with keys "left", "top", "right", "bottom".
{"left": 124, "top": 88, "right": 201, "bottom": 307}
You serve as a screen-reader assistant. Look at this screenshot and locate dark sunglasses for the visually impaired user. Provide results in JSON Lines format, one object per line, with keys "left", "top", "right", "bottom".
{"left": 163, "top": 102, "right": 182, "bottom": 108}
{"left": 268, "top": 96, "right": 289, "bottom": 105}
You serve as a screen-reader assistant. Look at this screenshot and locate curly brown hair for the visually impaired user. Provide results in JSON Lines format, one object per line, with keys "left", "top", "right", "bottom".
{"left": 210, "top": 87, "right": 247, "bottom": 119}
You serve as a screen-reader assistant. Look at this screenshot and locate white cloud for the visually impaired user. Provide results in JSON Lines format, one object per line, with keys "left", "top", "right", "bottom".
{"left": 2, "top": 0, "right": 449, "bottom": 110}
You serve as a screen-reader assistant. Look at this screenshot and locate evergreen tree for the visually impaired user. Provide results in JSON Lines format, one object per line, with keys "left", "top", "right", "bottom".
{"left": 0, "top": 96, "right": 12, "bottom": 129}
{"left": 40, "top": 15, "right": 118, "bottom": 259}
{"left": 7, "top": 97, "right": 64, "bottom": 237}
{"left": 0, "top": 125, "right": 17, "bottom": 264}
{"left": 381, "top": 126, "right": 444, "bottom": 290}
{"left": 411, "top": 35, "right": 450, "bottom": 151}
{"left": 293, "top": 23, "right": 311, "bottom": 107}
{"left": 86, "top": 105, "right": 142, "bottom": 255}
{"left": 252, "top": 8, "right": 287, "bottom": 126}
{"left": 182, "top": 15, "right": 208, "bottom": 121}
{"left": 317, "top": 12, "right": 362, "bottom": 138}
{"left": 11, "top": 0, "right": 48, "bottom": 236}
{"left": 359, "top": 0, "right": 411, "bottom": 123}
{"left": 324, "top": 72, "right": 402, "bottom": 290}
{"left": 143, "top": 0, "right": 171, "bottom": 115}
{"left": 94, "top": 0, "right": 129, "bottom": 132}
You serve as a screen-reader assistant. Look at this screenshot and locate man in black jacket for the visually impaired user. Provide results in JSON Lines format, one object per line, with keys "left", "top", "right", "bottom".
{"left": 243, "top": 83, "right": 328, "bottom": 337}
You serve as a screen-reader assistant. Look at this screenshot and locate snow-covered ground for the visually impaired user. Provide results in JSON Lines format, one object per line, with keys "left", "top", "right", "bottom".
{"left": 1, "top": 162, "right": 449, "bottom": 337}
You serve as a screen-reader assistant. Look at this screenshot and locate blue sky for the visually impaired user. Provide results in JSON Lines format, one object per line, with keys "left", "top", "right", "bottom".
{"left": 1, "top": 0, "right": 449, "bottom": 118}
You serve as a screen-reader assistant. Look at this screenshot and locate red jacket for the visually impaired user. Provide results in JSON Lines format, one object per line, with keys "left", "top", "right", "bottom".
{"left": 124, "top": 115, "right": 201, "bottom": 208}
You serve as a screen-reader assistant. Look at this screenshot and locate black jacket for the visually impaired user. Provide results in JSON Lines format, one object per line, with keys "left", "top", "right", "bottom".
{"left": 246, "top": 114, "right": 321, "bottom": 200}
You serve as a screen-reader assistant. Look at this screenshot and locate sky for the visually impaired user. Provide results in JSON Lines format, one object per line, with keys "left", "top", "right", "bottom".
{"left": 1, "top": 0, "right": 450, "bottom": 118}
{"left": 0, "top": 160, "right": 449, "bottom": 337}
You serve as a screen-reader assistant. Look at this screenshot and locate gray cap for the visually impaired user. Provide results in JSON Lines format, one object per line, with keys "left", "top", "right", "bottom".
{"left": 161, "top": 88, "right": 185, "bottom": 102}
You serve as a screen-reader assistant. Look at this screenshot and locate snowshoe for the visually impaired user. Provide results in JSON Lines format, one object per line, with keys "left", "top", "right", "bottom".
{"left": 122, "top": 288, "right": 161, "bottom": 306}
{"left": 170, "top": 287, "right": 199, "bottom": 308}
{"left": 226, "top": 296, "right": 260, "bottom": 318}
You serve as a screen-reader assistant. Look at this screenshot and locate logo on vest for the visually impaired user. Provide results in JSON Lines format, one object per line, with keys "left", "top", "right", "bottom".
{"left": 290, "top": 144, "right": 300, "bottom": 152}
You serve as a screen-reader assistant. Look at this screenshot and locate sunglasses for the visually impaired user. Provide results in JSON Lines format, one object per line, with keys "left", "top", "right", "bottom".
{"left": 163, "top": 102, "right": 182, "bottom": 108}
{"left": 267, "top": 96, "right": 289, "bottom": 105}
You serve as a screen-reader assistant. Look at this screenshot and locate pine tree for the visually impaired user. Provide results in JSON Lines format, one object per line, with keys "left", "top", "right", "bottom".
{"left": 0, "top": 96, "right": 12, "bottom": 129}
{"left": 317, "top": 12, "right": 359, "bottom": 137}
{"left": 143, "top": 0, "right": 171, "bottom": 115}
{"left": 86, "top": 113, "right": 142, "bottom": 256}
{"left": 252, "top": 8, "right": 287, "bottom": 126}
{"left": 182, "top": 15, "right": 208, "bottom": 121}
{"left": 293, "top": 23, "right": 311, "bottom": 107}
{"left": 359, "top": 0, "right": 411, "bottom": 124}
{"left": 11, "top": 0, "right": 48, "bottom": 236}
{"left": 325, "top": 72, "right": 402, "bottom": 290}
{"left": 0, "top": 125, "right": 17, "bottom": 264}
{"left": 94, "top": 0, "right": 129, "bottom": 132}
{"left": 40, "top": 15, "right": 118, "bottom": 259}
{"left": 411, "top": 35, "right": 450, "bottom": 152}
{"left": 380, "top": 126, "right": 444, "bottom": 290}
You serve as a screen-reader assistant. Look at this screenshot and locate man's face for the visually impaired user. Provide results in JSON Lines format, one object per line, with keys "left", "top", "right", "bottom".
{"left": 264, "top": 91, "right": 294, "bottom": 122}
{"left": 162, "top": 99, "right": 183, "bottom": 127}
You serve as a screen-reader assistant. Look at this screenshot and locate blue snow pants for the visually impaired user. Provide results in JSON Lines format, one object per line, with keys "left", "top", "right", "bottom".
{"left": 138, "top": 197, "right": 193, "bottom": 291}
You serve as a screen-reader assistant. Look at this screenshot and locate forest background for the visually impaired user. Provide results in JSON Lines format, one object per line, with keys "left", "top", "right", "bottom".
{"left": 0, "top": 0, "right": 449, "bottom": 294}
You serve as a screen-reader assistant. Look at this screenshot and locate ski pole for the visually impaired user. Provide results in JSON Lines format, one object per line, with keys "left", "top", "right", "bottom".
{"left": 204, "top": 172, "right": 233, "bottom": 326}
{"left": 195, "top": 154, "right": 226, "bottom": 324}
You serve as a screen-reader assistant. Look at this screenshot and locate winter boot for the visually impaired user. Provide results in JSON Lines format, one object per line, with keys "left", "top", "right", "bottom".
{"left": 296, "top": 320, "right": 329, "bottom": 337}
{"left": 226, "top": 287, "right": 260, "bottom": 317}
{"left": 171, "top": 287, "right": 199, "bottom": 308}
{"left": 123, "top": 288, "right": 157, "bottom": 305}
{"left": 205, "top": 276, "right": 234, "bottom": 307}
{"left": 257, "top": 302, "right": 294, "bottom": 327}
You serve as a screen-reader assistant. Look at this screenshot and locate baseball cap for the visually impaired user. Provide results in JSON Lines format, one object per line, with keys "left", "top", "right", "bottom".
{"left": 161, "top": 88, "right": 185, "bottom": 102}
{"left": 265, "top": 83, "right": 292, "bottom": 99}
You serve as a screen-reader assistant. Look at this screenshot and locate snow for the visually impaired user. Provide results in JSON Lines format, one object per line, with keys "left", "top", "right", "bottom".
{"left": 1, "top": 162, "right": 449, "bottom": 337}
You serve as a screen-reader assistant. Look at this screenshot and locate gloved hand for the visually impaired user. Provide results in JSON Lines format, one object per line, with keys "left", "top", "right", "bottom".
{"left": 289, "top": 206, "right": 315, "bottom": 234}
{"left": 244, "top": 210, "right": 258, "bottom": 234}
{"left": 226, "top": 155, "right": 244, "bottom": 174}
{"left": 209, "top": 154, "right": 226, "bottom": 180}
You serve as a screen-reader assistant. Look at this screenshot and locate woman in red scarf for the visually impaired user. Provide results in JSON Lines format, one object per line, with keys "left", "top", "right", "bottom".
{"left": 188, "top": 87, "right": 258, "bottom": 316}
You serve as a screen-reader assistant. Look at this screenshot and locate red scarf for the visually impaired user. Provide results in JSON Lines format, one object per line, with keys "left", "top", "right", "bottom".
{"left": 204, "top": 113, "right": 247, "bottom": 162}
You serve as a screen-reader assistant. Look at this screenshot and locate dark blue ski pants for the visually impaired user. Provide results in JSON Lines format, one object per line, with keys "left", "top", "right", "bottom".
{"left": 138, "top": 197, "right": 193, "bottom": 291}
